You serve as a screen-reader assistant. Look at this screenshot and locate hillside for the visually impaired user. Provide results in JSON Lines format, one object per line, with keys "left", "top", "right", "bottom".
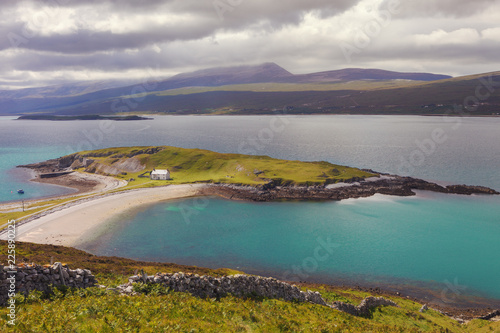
{"left": 1, "top": 63, "right": 480, "bottom": 116}
{"left": 1, "top": 240, "right": 499, "bottom": 332}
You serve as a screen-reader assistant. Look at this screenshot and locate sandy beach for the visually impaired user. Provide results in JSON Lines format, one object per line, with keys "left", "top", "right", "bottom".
{"left": 10, "top": 184, "right": 206, "bottom": 247}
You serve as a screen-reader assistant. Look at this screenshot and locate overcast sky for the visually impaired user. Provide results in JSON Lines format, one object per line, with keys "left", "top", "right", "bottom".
{"left": 1, "top": 0, "right": 499, "bottom": 89}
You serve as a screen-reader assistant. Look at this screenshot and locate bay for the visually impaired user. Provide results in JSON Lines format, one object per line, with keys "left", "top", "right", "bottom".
{"left": 81, "top": 192, "right": 500, "bottom": 301}
{"left": 1, "top": 115, "right": 499, "bottom": 302}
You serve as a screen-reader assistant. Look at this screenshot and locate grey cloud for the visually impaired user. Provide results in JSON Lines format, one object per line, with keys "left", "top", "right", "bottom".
{"left": 3, "top": 22, "right": 215, "bottom": 54}
{"left": 0, "top": 0, "right": 360, "bottom": 54}
{"left": 379, "top": 0, "right": 497, "bottom": 18}
{"left": 0, "top": 0, "right": 361, "bottom": 54}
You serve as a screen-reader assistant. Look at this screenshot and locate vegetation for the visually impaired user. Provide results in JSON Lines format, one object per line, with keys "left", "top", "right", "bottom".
{"left": 0, "top": 146, "right": 375, "bottom": 228}
{"left": 75, "top": 146, "right": 376, "bottom": 188}
{"left": 1, "top": 241, "right": 499, "bottom": 332}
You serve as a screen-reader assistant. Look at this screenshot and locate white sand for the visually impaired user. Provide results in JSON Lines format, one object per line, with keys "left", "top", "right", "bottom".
{"left": 11, "top": 184, "right": 206, "bottom": 247}
{"left": 0, "top": 172, "right": 127, "bottom": 214}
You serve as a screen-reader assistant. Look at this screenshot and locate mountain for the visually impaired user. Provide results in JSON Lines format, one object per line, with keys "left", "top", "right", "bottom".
{"left": 0, "top": 79, "right": 139, "bottom": 100}
{"left": 291, "top": 68, "right": 451, "bottom": 83}
{"left": 3, "top": 63, "right": 499, "bottom": 116}
{"left": 165, "top": 62, "right": 293, "bottom": 85}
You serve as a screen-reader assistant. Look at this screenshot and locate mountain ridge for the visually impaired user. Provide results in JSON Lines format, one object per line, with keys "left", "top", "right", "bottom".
{"left": 2, "top": 63, "right": 499, "bottom": 116}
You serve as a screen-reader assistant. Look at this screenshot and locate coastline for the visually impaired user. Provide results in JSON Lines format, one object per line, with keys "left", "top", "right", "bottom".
{"left": 12, "top": 184, "right": 207, "bottom": 247}
{"left": 3, "top": 158, "right": 500, "bottom": 321}
{"left": 3, "top": 182, "right": 500, "bottom": 320}
{"left": 4, "top": 168, "right": 498, "bottom": 244}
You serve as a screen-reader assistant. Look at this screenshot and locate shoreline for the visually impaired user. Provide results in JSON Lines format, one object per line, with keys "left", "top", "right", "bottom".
{"left": 3, "top": 160, "right": 500, "bottom": 320}
{"left": 2, "top": 183, "right": 500, "bottom": 320}
{"left": 10, "top": 184, "right": 207, "bottom": 247}
{"left": 0, "top": 170, "right": 127, "bottom": 213}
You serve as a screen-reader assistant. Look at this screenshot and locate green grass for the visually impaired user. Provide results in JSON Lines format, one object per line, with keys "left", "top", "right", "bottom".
{"left": 1, "top": 146, "right": 375, "bottom": 228}
{"left": 77, "top": 146, "right": 376, "bottom": 188}
{"left": 1, "top": 241, "right": 499, "bottom": 332}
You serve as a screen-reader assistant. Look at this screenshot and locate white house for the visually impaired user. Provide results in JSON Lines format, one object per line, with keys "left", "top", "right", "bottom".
{"left": 150, "top": 169, "right": 171, "bottom": 180}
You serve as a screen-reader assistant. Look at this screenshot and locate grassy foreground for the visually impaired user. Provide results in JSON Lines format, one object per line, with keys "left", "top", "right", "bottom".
{"left": 77, "top": 146, "right": 376, "bottom": 188}
{"left": 1, "top": 241, "right": 499, "bottom": 332}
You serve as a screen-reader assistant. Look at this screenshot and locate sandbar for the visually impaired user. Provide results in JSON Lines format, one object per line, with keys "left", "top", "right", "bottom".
{"left": 12, "top": 184, "right": 206, "bottom": 247}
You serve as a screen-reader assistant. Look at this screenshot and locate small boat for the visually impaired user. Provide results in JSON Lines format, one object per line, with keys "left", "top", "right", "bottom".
{"left": 17, "top": 189, "right": 25, "bottom": 194}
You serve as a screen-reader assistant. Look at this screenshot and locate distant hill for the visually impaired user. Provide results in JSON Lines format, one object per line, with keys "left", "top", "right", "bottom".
{"left": 291, "top": 68, "right": 451, "bottom": 83}
{"left": 0, "top": 79, "right": 138, "bottom": 99}
{"left": 2, "top": 63, "right": 499, "bottom": 116}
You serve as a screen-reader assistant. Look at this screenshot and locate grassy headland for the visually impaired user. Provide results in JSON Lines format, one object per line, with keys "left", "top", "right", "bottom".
{"left": 75, "top": 146, "right": 376, "bottom": 188}
{"left": 0, "top": 146, "right": 375, "bottom": 226}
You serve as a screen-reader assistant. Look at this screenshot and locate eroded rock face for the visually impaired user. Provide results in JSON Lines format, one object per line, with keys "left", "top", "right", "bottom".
{"left": 0, "top": 263, "right": 97, "bottom": 306}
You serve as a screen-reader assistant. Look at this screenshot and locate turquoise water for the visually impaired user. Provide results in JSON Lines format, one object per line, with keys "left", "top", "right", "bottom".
{"left": 2, "top": 115, "right": 500, "bottom": 302}
{"left": 81, "top": 192, "right": 500, "bottom": 302}
{"left": 2, "top": 115, "right": 500, "bottom": 202}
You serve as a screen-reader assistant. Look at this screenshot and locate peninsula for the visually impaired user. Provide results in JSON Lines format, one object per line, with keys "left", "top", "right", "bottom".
{"left": 18, "top": 145, "right": 500, "bottom": 201}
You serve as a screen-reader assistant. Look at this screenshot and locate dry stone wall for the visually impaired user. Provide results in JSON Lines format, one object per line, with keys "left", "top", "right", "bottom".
{"left": 123, "top": 273, "right": 327, "bottom": 305}
{"left": 119, "top": 272, "right": 399, "bottom": 317}
{"left": 0, "top": 263, "right": 97, "bottom": 305}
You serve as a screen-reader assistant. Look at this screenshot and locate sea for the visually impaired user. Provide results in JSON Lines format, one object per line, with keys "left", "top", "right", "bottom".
{"left": 1, "top": 115, "right": 499, "bottom": 304}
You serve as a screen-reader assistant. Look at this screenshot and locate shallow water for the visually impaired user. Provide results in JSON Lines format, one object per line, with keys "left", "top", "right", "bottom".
{"left": 1, "top": 115, "right": 499, "bottom": 202}
{"left": 80, "top": 191, "right": 500, "bottom": 302}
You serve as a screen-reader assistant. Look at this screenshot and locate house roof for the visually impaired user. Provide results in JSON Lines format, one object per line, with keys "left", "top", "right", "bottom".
{"left": 151, "top": 169, "right": 169, "bottom": 175}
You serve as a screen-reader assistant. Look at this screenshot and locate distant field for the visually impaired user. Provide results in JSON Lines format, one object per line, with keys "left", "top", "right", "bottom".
{"left": 149, "top": 80, "right": 422, "bottom": 95}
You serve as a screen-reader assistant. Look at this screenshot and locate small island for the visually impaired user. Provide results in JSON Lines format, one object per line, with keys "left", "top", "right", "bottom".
{"left": 17, "top": 114, "right": 152, "bottom": 121}
{"left": 18, "top": 145, "right": 499, "bottom": 201}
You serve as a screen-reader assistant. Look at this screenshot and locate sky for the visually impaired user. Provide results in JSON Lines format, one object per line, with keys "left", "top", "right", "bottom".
{"left": 1, "top": 0, "right": 500, "bottom": 89}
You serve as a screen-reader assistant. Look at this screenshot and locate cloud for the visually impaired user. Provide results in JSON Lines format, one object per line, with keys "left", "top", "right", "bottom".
{"left": 482, "top": 27, "right": 500, "bottom": 42}
{"left": 0, "top": 0, "right": 500, "bottom": 89}
{"left": 415, "top": 28, "right": 481, "bottom": 46}
{"left": 378, "top": 0, "right": 497, "bottom": 18}
{"left": 0, "top": 0, "right": 361, "bottom": 55}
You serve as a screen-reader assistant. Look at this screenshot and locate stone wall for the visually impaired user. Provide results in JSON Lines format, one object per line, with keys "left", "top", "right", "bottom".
{"left": 119, "top": 272, "right": 399, "bottom": 317}
{"left": 121, "top": 273, "right": 327, "bottom": 306}
{"left": 0, "top": 263, "right": 97, "bottom": 305}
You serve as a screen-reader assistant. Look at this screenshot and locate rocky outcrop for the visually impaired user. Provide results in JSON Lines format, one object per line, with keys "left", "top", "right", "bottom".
{"left": 0, "top": 263, "right": 97, "bottom": 306}
{"left": 199, "top": 175, "right": 499, "bottom": 202}
{"left": 332, "top": 297, "right": 399, "bottom": 316}
{"left": 479, "top": 310, "right": 500, "bottom": 321}
{"left": 445, "top": 185, "right": 499, "bottom": 195}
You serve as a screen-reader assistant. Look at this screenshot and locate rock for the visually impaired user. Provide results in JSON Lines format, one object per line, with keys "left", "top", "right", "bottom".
{"left": 0, "top": 264, "right": 97, "bottom": 306}
{"left": 197, "top": 175, "right": 498, "bottom": 203}
{"left": 332, "top": 297, "right": 399, "bottom": 317}
{"left": 419, "top": 304, "right": 428, "bottom": 312}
